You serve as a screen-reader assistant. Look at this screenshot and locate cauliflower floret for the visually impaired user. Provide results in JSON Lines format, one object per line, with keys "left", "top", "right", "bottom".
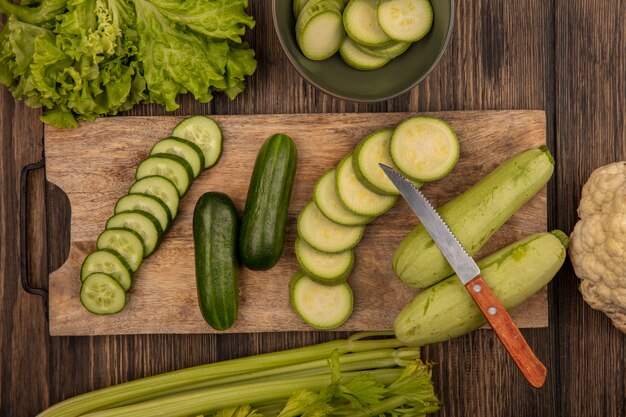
{"left": 570, "top": 161, "right": 626, "bottom": 333}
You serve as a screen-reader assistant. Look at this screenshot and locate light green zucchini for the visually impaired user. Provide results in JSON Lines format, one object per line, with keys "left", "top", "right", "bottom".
{"left": 394, "top": 231, "right": 569, "bottom": 346}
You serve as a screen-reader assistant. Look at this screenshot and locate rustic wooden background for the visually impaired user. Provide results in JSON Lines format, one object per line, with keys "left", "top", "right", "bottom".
{"left": 1, "top": 0, "right": 625, "bottom": 416}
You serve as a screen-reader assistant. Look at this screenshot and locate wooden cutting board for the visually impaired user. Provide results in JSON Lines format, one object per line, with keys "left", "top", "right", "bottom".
{"left": 45, "top": 111, "right": 549, "bottom": 335}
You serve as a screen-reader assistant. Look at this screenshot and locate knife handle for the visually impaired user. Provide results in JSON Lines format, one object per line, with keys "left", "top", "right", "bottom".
{"left": 465, "top": 275, "right": 547, "bottom": 388}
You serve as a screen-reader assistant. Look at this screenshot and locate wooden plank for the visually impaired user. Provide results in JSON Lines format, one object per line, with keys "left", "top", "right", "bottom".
{"left": 45, "top": 111, "right": 548, "bottom": 335}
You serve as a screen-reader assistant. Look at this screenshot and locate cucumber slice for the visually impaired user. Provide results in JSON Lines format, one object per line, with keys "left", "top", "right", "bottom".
{"left": 135, "top": 154, "right": 194, "bottom": 197}
{"left": 290, "top": 271, "right": 353, "bottom": 329}
{"left": 80, "top": 249, "right": 132, "bottom": 291}
{"left": 129, "top": 176, "right": 179, "bottom": 219}
{"left": 150, "top": 137, "right": 205, "bottom": 178}
{"left": 377, "top": 0, "right": 433, "bottom": 42}
{"left": 336, "top": 153, "right": 397, "bottom": 216}
{"left": 296, "top": 4, "right": 345, "bottom": 61}
{"left": 80, "top": 273, "right": 126, "bottom": 315}
{"left": 353, "top": 128, "right": 423, "bottom": 195}
{"left": 297, "top": 201, "right": 365, "bottom": 253}
{"left": 340, "top": 37, "right": 390, "bottom": 70}
{"left": 115, "top": 194, "right": 171, "bottom": 232}
{"left": 354, "top": 39, "right": 411, "bottom": 58}
{"left": 105, "top": 211, "right": 162, "bottom": 257}
{"left": 343, "top": 0, "right": 391, "bottom": 46}
{"left": 96, "top": 228, "right": 144, "bottom": 272}
{"left": 171, "top": 116, "right": 223, "bottom": 169}
{"left": 389, "top": 116, "right": 459, "bottom": 182}
{"left": 295, "top": 237, "right": 354, "bottom": 285}
{"left": 314, "top": 169, "right": 372, "bottom": 226}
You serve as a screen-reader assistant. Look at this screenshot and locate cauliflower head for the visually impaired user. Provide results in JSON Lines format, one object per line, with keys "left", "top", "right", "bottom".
{"left": 569, "top": 161, "right": 626, "bottom": 333}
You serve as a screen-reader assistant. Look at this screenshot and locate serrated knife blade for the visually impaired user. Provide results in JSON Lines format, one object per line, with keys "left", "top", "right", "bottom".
{"left": 380, "top": 163, "right": 547, "bottom": 388}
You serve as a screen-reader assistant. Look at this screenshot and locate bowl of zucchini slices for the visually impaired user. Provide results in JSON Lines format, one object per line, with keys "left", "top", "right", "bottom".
{"left": 272, "top": 0, "right": 454, "bottom": 102}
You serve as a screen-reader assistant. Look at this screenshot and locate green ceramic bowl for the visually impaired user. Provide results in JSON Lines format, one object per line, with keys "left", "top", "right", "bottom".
{"left": 272, "top": 0, "right": 454, "bottom": 102}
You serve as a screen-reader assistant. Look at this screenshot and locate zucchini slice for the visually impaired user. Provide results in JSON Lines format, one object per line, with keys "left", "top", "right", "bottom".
{"left": 296, "top": 1, "right": 345, "bottom": 61}
{"left": 150, "top": 137, "right": 205, "bottom": 178}
{"left": 80, "top": 273, "right": 127, "bottom": 315}
{"left": 290, "top": 271, "right": 353, "bottom": 329}
{"left": 135, "top": 154, "right": 194, "bottom": 197}
{"left": 80, "top": 249, "right": 132, "bottom": 291}
{"left": 336, "top": 153, "right": 397, "bottom": 216}
{"left": 343, "top": 0, "right": 391, "bottom": 46}
{"left": 171, "top": 116, "right": 223, "bottom": 169}
{"left": 295, "top": 237, "right": 354, "bottom": 285}
{"left": 297, "top": 201, "right": 365, "bottom": 253}
{"left": 353, "top": 129, "right": 401, "bottom": 195}
{"left": 340, "top": 37, "right": 390, "bottom": 70}
{"left": 129, "top": 176, "right": 179, "bottom": 219}
{"left": 314, "top": 169, "right": 372, "bottom": 226}
{"left": 355, "top": 39, "right": 411, "bottom": 58}
{"left": 377, "top": 0, "right": 433, "bottom": 42}
{"left": 115, "top": 194, "right": 171, "bottom": 232}
{"left": 389, "top": 116, "right": 459, "bottom": 182}
{"left": 105, "top": 211, "right": 162, "bottom": 257}
{"left": 96, "top": 228, "right": 144, "bottom": 272}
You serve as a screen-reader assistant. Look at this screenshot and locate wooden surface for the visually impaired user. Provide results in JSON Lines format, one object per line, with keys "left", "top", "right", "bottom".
{"left": 45, "top": 111, "right": 547, "bottom": 335}
{"left": 1, "top": 0, "right": 625, "bottom": 416}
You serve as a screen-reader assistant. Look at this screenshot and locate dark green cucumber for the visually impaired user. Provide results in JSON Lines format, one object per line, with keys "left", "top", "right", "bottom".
{"left": 239, "top": 134, "right": 298, "bottom": 270}
{"left": 193, "top": 192, "right": 239, "bottom": 331}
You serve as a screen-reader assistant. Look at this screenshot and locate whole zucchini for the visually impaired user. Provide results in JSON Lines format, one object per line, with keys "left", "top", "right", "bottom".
{"left": 394, "top": 146, "right": 555, "bottom": 288}
{"left": 239, "top": 133, "right": 298, "bottom": 270}
{"left": 193, "top": 192, "right": 239, "bottom": 330}
{"left": 394, "top": 230, "right": 569, "bottom": 346}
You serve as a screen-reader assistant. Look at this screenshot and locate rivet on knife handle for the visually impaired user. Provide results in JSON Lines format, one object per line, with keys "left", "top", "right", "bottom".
{"left": 465, "top": 275, "right": 547, "bottom": 388}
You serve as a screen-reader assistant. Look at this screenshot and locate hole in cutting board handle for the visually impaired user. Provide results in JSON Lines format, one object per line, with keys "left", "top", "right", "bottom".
{"left": 46, "top": 181, "right": 72, "bottom": 273}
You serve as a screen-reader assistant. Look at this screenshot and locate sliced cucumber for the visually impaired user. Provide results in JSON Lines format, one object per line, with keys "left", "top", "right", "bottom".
{"left": 353, "top": 128, "right": 422, "bottom": 195}
{"left": 298, "top": 201, "right": 364, "bottom": 253}
{"left": 314, "top": 169, "right": 372, "bottom": 226}
{"left": 336, "top": 153, "right": 397, "bottom": 216}
{"left": 171, "top": 116, "right": 223, "bottom": 169}
{"left": 115, "top": 194, "right": 171, "bottom": 232}
{"left": 343, "top": 0, "right": 391, "bottom": 46}
{"left": 354, "top": 39, "right": 411, "bottom": 58}
{"left": 105, "top": 211, "right": 162, "bottom": 257}
{"left": 96, "top": 228, "right": 144, "bottom": 272}
{"left": 340, "top": 37, "right": 390, "bottom": 70}
{"left": 80, "top": 249, "right": 132, "bottom": 291}
{"left": 150, "top": 137, "right": 205, "bottom": 178}
{"left": 295, "top": 237, "right": 354, "bottom": 285}
{"left": 129, "top": 176, "right": 179, "bottom": 219}
{"left": 377, "top": 0, "right": 433, "bottom": 42}
{"left": 296, "top": 2, "right": 345, "bottom": 61}
{"left": 135, "top": 154, "right": 194, "bottom": 197}
{"left": 389, "top": 116, "right": 459, "bottom": 182}
{"left": 80, "top": 273, "right": 127, "bottom": 315}
{"left": 290, "top": 271, "right": 353, "bottom": 329}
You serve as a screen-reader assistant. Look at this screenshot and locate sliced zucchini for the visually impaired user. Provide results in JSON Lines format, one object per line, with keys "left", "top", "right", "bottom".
{"left": 296, "top": 1, "right": 345, "bottom": 61}
{"left": 150, "top": 137, "right": 205, "bottom": 178}
{"left": 354, "top": 39, "right": 411, "bottom": 58}
{"left": 336, "top": 153, "right": 397, "bottom": 216}
{"left": 297, "top": 201, "right": 364, "bottom": 253}
{"left": 314, "top": 169, "right": 372, "bottom": 226}
{"left": 80, "top": 273, "right": 126, "bottom": 315}
{"left": 290, "top": 271, "right": 353, "bottom": 329}
{"left": 115, "top": 194, "right": 171, "bottom": 232}
{"left": 340, "top": 37, "right": 390, "bottom": 70}
{"left": 96, "top": 228, "right": 144, "bottom": 272}
{"left": 295, "top": 237, "right": 354, "bottom": 285}
{"left": 80, "top": 249, "right": 132, "bottom": 291}
{"left": 343, "top": 0, "right": 391, "bottom": 46}
{"left": 377, "top": 0, "right": 433, "bottom": 42}
{"left": 128, "top": 176, "right": 179, "bottom": 219}
{"left": 135, "top": 154, "right": 194, "bottom": 197}
{"left": 389, "top": 116, "right": 459, "bottom": 182}
{"left": 171, "top": 116, "right": 223, "bottom": 169}
{"left": 105, "top": 211, "right": 162, "bottom": 257}
{"left": 293, "top": 0, "right": 311, "bottom": 16}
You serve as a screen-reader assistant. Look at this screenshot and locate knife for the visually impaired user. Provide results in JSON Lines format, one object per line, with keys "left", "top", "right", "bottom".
{"left": 380, "top": 164, "right": 547, "bottom": 388}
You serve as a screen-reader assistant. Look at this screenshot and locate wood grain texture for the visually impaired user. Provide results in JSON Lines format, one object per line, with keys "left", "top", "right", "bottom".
{"left": 45, "top": 111, "right": 548, "bottom": 335}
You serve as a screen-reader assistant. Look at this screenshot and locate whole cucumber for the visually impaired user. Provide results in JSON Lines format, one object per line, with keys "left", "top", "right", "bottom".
{"left": 394, "top": 231, "right": 569, "bottom": 346}
{"left": 239, "top": 133, "right": 298, "bottom": 270}
{"left": 193, "top": 192, "right": 239, "bottom": 330}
